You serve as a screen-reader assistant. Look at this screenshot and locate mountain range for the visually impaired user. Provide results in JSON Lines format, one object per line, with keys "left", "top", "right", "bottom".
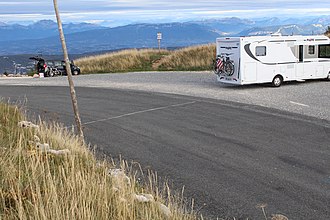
{"left": 0, "top": 16, "right": 329, "bottom": 56}
{"left": 0, "top": 20, "right": 106, "bottom": 42}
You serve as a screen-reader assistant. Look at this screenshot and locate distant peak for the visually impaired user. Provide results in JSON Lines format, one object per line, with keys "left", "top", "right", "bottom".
{"left": 0, "top": 21, "right": 8, "bottom": 27}
{"left": 32, "top": 20, "right": 56, "bottom": 26}
{"left": 35, "top": 19, "right": 55, "bottom": 24}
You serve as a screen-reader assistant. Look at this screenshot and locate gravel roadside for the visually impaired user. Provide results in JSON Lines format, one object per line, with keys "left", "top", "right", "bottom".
{"left": 1, "top": 71, "right": 329, "bottom": 121}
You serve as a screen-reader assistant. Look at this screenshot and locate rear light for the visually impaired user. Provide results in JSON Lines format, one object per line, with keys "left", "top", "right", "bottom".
{"left": 44, "top": 64, "right": 47, "bottom": 68}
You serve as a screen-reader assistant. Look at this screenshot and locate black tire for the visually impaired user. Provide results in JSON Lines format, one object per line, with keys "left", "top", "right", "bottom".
{"left": 272, "top": 75, "right": 283, "bottom": 87}
{"left": 214, "top": 67, "right": 221, "bottom": 75}
{"left": 213, "top": 64, "right": 219, "bottom": 75}
{"left": 326, "top": 72, "right": 330, "bottom": 81}
{"left": 225, "top": 61, "right": 234, "bottom": 76}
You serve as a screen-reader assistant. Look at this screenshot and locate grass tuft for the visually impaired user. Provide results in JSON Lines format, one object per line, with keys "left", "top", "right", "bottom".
{"left": 0, "top": 103, "right": 199, "bottom": 220}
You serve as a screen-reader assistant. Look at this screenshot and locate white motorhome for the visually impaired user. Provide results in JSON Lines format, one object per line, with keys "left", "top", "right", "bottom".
{"left": 214, "top": 34, "right": 330, "bottom": 87}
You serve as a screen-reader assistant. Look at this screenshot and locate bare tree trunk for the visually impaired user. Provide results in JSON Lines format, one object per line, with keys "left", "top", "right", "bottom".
{"left": 53, "top": 0, "right": 84, "bottom": 140}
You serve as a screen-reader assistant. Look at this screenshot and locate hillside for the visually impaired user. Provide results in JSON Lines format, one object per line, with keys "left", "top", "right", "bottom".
{"left": 74, "top": 45, "right": 216, "bottom": 74}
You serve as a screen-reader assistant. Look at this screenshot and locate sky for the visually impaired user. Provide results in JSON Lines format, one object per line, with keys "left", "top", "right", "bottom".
{"left": 0, "top": 0, "right": 330, "bottom": 26}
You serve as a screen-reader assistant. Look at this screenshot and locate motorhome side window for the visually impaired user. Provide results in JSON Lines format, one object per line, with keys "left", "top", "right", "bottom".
{"left": 308, "top": 46, "right": 315, "bottom": 55}
{"left": 256, "top": 46, "right": 266, "bottom": 56}
{"left": 318, "top": 45, "right": 330, "bottom": 58}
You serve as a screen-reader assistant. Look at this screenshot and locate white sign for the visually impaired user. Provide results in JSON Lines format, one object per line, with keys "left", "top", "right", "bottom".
{"left": 157, "top": 32, "right": 162, "bottom": 40}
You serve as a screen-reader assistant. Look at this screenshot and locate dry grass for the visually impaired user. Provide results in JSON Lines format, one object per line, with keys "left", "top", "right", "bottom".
{"left": 0, "top": 103, "right": 199, "bottom": 220}
{"left": 74, "top": 45, "right": 216, "bottom": 74}
{"left": 157, "top": 44, "right": 216, "bottom": 71}
{"left": 75, "top": 49, "right": 170, "bottom": 74}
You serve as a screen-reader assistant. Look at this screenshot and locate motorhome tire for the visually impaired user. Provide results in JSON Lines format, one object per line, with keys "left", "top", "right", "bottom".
{"left": 272, "top": 75, "right": 283, "bottom": 87}
{"left": 327, "top": 72, "right": 330, "bottom": 81}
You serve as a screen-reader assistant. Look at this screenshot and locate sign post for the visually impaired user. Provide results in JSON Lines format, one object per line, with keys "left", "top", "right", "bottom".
{"left": 157, "top": 32, "right": 162, "bottom": 52}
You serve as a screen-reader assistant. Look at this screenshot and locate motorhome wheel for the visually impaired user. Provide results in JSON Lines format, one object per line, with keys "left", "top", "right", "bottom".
{"left": 272, "top": 75, "right": 283, "bottom": 87}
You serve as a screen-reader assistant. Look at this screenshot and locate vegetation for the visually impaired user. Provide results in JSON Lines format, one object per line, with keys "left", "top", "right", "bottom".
{"left": 325, "top": 26, "right": 330, "bottom": 37}
{"left": 0, "top": 103, "right": 198, "bottom": 220}
{"left": 75, "top": 49, "right": 170, "bottom": 74}
{"left": 157, "top": 45, "right": 216, "bottom": 71}
{"left": 74, "top": 45, "right": 216, "bottom": 74}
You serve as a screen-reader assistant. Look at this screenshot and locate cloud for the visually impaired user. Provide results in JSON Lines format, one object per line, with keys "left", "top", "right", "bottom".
{"left": 0, "top": 1, "right": 39, "bottom": 5}
{"left": 0, "top": 0, "right": 329, "bottom": 25}
{"left": 0, "top": 13, "right": 54, "bottom": 20}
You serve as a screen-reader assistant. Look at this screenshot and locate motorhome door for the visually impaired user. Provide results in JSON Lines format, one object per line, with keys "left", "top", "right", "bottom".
{"left": 296, "top": 45, "right": 304, "bottom": 77}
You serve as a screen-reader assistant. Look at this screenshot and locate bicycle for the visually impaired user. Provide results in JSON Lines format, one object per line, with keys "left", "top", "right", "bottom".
{"left": 213, "top": 54, "right": 235, "bottom": 76}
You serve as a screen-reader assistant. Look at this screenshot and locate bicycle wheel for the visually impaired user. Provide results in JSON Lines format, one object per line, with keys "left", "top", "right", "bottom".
{"left": 225, "top": 61, "right": 234, "bottom": 76}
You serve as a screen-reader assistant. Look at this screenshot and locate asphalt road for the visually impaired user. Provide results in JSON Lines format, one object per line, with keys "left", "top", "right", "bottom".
{"left": 1, "top": 71, "right": 330, "bottom": 121}
{"left": 1, "top": 85, "right": 329, "bottom": 219}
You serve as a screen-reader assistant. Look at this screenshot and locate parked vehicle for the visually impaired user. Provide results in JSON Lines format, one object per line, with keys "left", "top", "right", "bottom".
{"left": 44, "top": 60, "right": 61, "bottom": 77}
{"left": 29, "top": 56, "right": 81, "bottom": 77}
{"left": 54, "top": 60, "right": 81, "bottom": 76}
{"left": 29, "top": 56, "right": 48, "bottom": 76}
{"left": 214, "top": 34, "right": 330, "bottom": 87}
